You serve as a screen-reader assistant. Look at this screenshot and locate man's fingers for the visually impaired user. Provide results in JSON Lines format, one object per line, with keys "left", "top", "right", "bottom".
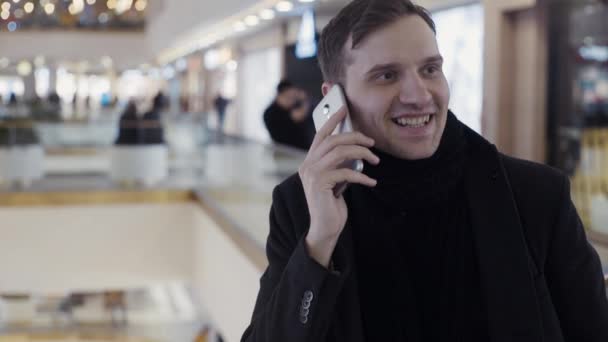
{"left": 326, "top": 169, "right": 377, "bottom": 188}
{"left": 313, "top": 132, "right": 374, "bottom": 160}
{"left": 317, "top": 145, "right": 379, "bottom": 170}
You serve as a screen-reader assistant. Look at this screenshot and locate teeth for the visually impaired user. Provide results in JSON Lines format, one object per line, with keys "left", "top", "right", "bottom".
{"left": 394, "top": 114, "right": 431, "bottom": 127}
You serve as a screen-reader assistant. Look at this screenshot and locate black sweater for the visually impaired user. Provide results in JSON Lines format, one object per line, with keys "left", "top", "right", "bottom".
{"left": 347, "top": 113, "right": 489, "bottom": 341}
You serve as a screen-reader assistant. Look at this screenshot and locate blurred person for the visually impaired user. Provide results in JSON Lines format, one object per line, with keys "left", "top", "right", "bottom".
{"left": 263, "top": 80, "right": 315, "bottom": 150}
{"left": 180, "top": 95, "right": 190, "bottom": 113}
{"left": 142, "top": 92, "right": 167, "bottom": 144}
{"left": 115, "top": 100, "right": 140, "bottom": 145}
{"left": 7, "top": 93, "right": 17, "bottom": 106}
{"left": 242, "top": 1, "right": 608, "bottom": 341}
{"left": 47, "top": 92, "right": 61, "bottom": 106}
{"left": 104, "top": 290, "right": 127, "bottom": 327}
{"left": 213, "top": 93, "right": 231, "bottom": 133}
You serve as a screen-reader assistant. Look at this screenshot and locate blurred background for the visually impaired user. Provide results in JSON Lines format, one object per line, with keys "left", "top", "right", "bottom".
{"left": 0, "top": 0, "right": 606, "bottom": 341}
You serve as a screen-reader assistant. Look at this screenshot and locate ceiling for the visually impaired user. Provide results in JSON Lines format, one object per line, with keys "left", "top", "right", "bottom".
{"left": 0, "top": 0, "right": 477, "bottom": 73}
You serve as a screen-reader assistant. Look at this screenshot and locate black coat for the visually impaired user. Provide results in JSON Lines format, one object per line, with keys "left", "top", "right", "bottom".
{"left": 241, "top": 125, "right": 608, "bottom": 342}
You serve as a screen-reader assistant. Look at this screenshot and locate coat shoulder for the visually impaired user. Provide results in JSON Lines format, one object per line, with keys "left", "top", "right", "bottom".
{"left": 500, "top": 154, "right": 568, "bottom": 200}
{"left": 274, "top": 173, "right": 305, "bottom": 203}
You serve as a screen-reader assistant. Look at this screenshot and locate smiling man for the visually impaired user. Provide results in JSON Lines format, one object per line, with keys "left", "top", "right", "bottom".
{"left": 241, "top": 1, "right": 608, "bottom": 341}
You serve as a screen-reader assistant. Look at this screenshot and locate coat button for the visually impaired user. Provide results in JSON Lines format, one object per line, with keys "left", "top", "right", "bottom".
{"left": 302, "top": 300, "right": 311, "bottom": 309}
{"left": 299, "top": 315, "right": 308, "bottom": 324}
{"left": 300, "top": 307, "right": 309, "bottom": 317}
{"left": 304, "top": 290, "right": 313, "bottom": 302}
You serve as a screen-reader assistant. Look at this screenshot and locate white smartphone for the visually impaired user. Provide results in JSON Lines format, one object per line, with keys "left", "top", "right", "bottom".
{"left": 312, "top": 84, "right": 364, "bottom": 197}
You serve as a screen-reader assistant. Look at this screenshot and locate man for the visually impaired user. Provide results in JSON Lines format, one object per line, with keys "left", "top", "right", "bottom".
{"left": 242, "top": 1, "right": 608, "bottom": 341}
{"left": 263, "top": 80, "right": 315, "bottom": 150}
{"left": 213, "top": 93, "right": 231, "bottom": 133}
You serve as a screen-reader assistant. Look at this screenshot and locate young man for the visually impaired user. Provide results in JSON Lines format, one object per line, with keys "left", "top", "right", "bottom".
{"left": 263, "top": 80, "right": 315, "bottom": 150}
{"left": 242, "top": 1, "right": 608, "bottom": 341}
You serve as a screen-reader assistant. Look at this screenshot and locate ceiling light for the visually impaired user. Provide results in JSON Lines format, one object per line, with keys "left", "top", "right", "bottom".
{"left": 299, "top": 0, "right": 315, "bottom": 2}
{"left": 175, "top": 58, "right": 187, "bottom": 71}
{"left": 226, "top": 60, "right": 237, "bottom": 71}
{"left": 275, "top": 1, "right": 293, "bottom": 12}
{"left": 233, "top": 21, "right": 246, "bottom": 32}
{"left": 70, "top": 0, "right": 85, "bottom": 14}
{"left": 23, "top": 2, "right": 33, "bottom": 13}
{"left": 106, "top": 0, "right": 116, "bottom": 10}
{"left": 34, "top": 55, "right": 45, "bottom": 67}
{"left": 0, "top": 58, "right": 9, "bottom": 68}
{"left": 12, "top": 0, "right": 20, "bottom": 3}
{"left": 244, "top": 15, "right": 259, "bottom": 26}
{"left": 98, "top": 12, "right": 109, "bottom": 23}
{"left": 100, "top": 56, "right": 113, "bottom": 68}
{"left": 115, "top": 0, "right": 132, "bottom": 14}
{"left": 7, "top": 20, "right": 16, "bottom": 31}
{"left": 259, "top": 9, "right": 275, "bottom": 20}
{"left": 13, "top": 8, "right": 23, "bottom": 17}
{"left": 43, "top": 3, "right": 54, "bottom": 14}
{"left": 134, "top": 0, "right": 145, "bottom": 11}
{"left": 86, "top": 0, "right": 96, "bottom": 4}
{"left": 0, "top": 11, "right": 8, "bottom": 19}
{"left": 162, "top": 65, "right": 175, "bottom": 79}
{"left": 17, "top": 60, "right": 32, "bottom": 76}
{"left": 1, "top": 2, "right": 10, "bottom": 11}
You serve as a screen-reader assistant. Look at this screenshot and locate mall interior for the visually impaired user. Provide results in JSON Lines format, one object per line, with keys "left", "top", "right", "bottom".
{"left": 0, "top": 0, "right": 607, "bottom": 341}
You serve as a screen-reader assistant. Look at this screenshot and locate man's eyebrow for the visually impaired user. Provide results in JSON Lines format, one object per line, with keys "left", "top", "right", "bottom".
{"left": 364, "top": 55, "right": 444, "bottom": 77}
{"left": 365, "top": 63, "right": 401, "bottom": 77}
{"left": 422, "top": 55, "right": 444, "bottom": 64}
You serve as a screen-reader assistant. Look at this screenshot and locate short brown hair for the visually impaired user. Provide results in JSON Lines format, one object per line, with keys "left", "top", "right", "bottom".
{"left": 318, "top": 0, "right": 436, "bottom": 83}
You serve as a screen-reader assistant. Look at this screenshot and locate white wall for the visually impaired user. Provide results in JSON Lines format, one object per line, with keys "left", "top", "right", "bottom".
{"left": 0, "top": 202, "right": 264, "bottom": 342}
{"left": 192, "top": 209, "right": 262, "bottom": 342}
{"left": 0, "top": 203, "right": 196, "bottom": 293}
{"left": 236, "top": 47, "right": 281, "bottom": 142}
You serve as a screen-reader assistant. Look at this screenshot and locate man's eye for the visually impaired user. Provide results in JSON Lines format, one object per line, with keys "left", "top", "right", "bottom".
{"left": 424, "top": 65, "right": 440, "bottom": 76}
{"left": 377, "top": 71, "right": 397, "bottom": 81}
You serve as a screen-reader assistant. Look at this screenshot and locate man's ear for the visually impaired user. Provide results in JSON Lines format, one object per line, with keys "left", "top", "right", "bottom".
{"left": 321, "top": 82, "right": 334, "bottom": 97}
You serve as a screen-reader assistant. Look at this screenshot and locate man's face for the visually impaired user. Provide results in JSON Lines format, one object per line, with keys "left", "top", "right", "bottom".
{"left": 278, "top": 88, "right": 299, "bottom": 106}
{"left": 326, "top": 15, "right": 450, "bottom": 160}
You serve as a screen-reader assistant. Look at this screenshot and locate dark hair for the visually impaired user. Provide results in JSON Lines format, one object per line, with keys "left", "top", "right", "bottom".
{"left": 318, "top": 0, "right": 436, "bottom": 83}
{"left": 277, "top": 80, "right": 295, "bottom": 94}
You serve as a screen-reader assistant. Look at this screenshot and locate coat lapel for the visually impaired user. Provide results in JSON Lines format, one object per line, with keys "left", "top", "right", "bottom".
{"left": 464, "top": 128, "right": 544, "bottom": 342}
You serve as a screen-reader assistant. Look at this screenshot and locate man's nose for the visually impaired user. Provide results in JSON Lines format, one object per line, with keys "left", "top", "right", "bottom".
{"left": 398, "top": 74, "right": 432, "bottom": 107}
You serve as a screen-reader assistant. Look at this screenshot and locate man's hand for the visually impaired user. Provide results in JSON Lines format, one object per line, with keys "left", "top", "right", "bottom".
{"left": 298, "top": 107, "right": 379, "bottom": 268}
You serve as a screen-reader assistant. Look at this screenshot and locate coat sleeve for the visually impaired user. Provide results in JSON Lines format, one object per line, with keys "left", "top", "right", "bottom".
{"left": 545, "top": 176, "right": 608, "bottom": 341}
{"left": 241, "top": 185, "right": 351, "bottom": 342}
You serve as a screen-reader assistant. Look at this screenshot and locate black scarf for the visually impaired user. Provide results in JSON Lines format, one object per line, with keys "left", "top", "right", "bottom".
{"left": 347, "top": 112, "right": 488, "bottom": 341}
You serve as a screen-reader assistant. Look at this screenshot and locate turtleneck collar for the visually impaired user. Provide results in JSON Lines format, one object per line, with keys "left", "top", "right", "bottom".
{"left": 361, "top": 111, "right": 468, "bottom": 209}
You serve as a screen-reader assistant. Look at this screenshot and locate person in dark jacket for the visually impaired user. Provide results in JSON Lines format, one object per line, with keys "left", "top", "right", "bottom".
{"left": 115, "top": 100, "right": 139, "bottom": 145}
{"left": 213, "top": 93, "right": 231, "bottom": 133}
{"left": 263, "top": 80, "right": 315, "bottom": 150}
{"left": 242, "top": 1, "right": 608, "bottom": 341}
{"left": 141, "top": 92, "right": 166, "bottom": 144}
